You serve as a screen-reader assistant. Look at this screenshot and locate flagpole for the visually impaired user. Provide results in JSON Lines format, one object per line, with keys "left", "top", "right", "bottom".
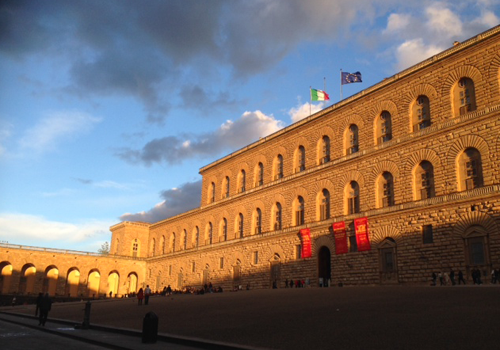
{"left": 340, "top": 69, "right": 343, "bottom": 101}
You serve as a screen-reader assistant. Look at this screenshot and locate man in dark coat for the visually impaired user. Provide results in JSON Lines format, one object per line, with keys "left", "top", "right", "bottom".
{"left": 38, "top": 293, "right": 52, "bottom": 326}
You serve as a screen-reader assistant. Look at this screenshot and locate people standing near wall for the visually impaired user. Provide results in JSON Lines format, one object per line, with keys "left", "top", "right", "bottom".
{"left": 458, "top": 270, "right": 466, "bottom": 285}
{"left": 38, "top": 293, "right": 52, "bottom": 326}
{"left": 144, "top": 285, "right": 151, "bottom": 305}
{"left": 35, "top": 292, "right": 43, "bottom": 316}
{"left": 449, "top": 269, "right": 456, "bottom": 286}
{"left": 137, "top": 288, "right": 144, "bottom": 305}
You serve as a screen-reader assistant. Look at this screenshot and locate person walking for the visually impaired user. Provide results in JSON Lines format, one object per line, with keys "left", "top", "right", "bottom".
{"left": 38, "top": 293, "right": 52, "bottom": 326}
{"left": 458, "top": 270, "right": 466, "bottom": 285}
{"left": 144, "top": 285, "right": 151, "bottom": 305}
{"left": 35, "top": 292, "right": 43, "bottom": 316}
{"left": 137, "top": 288, "right": 144, "bottom": 305}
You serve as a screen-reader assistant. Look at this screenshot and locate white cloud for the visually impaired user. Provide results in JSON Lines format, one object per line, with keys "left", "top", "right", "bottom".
{"left": 384, "top": 13, "right": 411, "bottom": 34}
{"left": 472, "top": 10, "right": 500, "bottom": 27}
{"left": 0, "top": 212, "right": 114, "bottom": 251}
{"left": 426, "top": 4, "right": 463, "bottom": 39}
{"left": 117, "top": 110, "right": 285, "bottom": 166}
{"left": 19, "top": 111, "right": 101, "bottom": 154}
{"left": 395, "top": 38, "right": 444, "bottom": 71}
{"left": 289, "top": 102, "right": 326, "bottom": 123}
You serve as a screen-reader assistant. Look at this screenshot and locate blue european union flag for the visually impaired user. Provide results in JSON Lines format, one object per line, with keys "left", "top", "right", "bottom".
{"left": 341, "top": 71, "right": 362, "bottom": 85}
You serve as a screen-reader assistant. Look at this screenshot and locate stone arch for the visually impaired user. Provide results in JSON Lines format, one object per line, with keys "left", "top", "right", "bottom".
{"left": 313, "top": 235, "right": 335, "bottom": 256}
{"left": 0, "top": 261, "right": 13, "bottom": 294}
{"left": 287, "top": 187, "right": 309, "bottom": 207}
{"left": 266, "top": 245, "right": 286, "bottom": 262}
{"left": 312, "top": 126, "right": 335, "bottom": 141}
{"left": 446, "top": 134, "right": 490, "bottom": 168}
{"left": 335, "top": 169, "right": 366, "bottom": 192}
{"left": 370, "top": 160, "right": 400, "bottom": 183}
{"left": 441, "top": 64, "right": 482, "bottom": 96}
{"left": 107, "top": 270, "right": 120, "bottom": 296}
{"left": 19, "top": 264, "right": 37, "bottom": 295}
{"left": 65, "top": 267, "right": 80, "bottom": 297}
{"left": 369, "top": 100, "right": 399, "bottom": 120}
{"left": 404, "top": 149, "right": 442, "bottom": 175}
{"left": 291, "top": 136, "right": 311, "bottom": 150}
{"left": 452, "top": 211, "right": 498, "bottom": 239}
{"left": 371, "top": 225, "right": 403, "bottom": 245}
{"left": 401, "top": 83, "right": 439, "bottom": 106}
{"left": 311, "top": 179, "right": 335, "bottom": 194}
{"left": 338, "top": 113, "right": 365, "bottom": 136}
{"left": 487, "top": 53, "right": 500, "bottom": 96}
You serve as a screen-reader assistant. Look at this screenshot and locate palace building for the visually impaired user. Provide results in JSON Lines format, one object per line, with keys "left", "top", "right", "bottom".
{"left": 1, "top": 25, "right": 500, "bottom": 297}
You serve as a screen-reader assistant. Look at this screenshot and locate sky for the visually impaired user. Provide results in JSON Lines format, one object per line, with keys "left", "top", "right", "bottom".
{"left": 1, "top": 0, "right": 499, "bottom": 252}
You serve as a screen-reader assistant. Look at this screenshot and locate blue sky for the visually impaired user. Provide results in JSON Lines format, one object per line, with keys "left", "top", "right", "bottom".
{"left": 1, "top": 0, "right": 499, "bottom": 252}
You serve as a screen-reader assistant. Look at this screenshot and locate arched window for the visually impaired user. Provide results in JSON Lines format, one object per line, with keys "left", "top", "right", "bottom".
{"left": 253, "top": 208, "right": 262, "bottom": 234}
{"left": 318, "top": 136, "right": 330, "bottom": 164}
{"left": 255, "top": 162, "right": 264, "bottom": 187}
{"left": 378, "top": 172, "right": 394, "bottom": 208}
{"left": 458, "top": 148, "right": 483, "bottom": 191}
{"left": 346, "top": 181, "right": 360, "bottom": 214}
{"left": 151, "top": 238, "right": 156, "bottom": 257}
{"left": 454, "top": 78, "right": 476, "bottom": 116}
{"left": 415, "top": 161, "right": 435, "bottom": 200}
{"left": 294, "top": 196, "right": 305, "bottom": 226}
{"left": 272, "top": 202, "right": 282, "bottom": 231}
{"left": 170, "top": 233, "right": 176, "bottom": 252}
{"left": 237, "top": 213, "right": 244, "bottom": 238}
{"left": 238, "top": 170, "right": 246, "bottom": 193}
{"left": 318, "top": 189, "right": 330, "bottom": 221}
{"left": 346, "top": 124, "right": 359, "bottom": 155}
{"left": 194, "top": 226, "right": 200, "bottom": 248}
{"left": 221, "top": 218, "right": 228, "bottom": 242}
{"left": 412, "top": 95, "right": 431, "bottom": 131}
{"left": 222, "top": 176, "right": 230, "bottom": 198}
{"left": 295, "top": 146, "right": 306, "bottom": 173}
{"left": 273, "top": 154, "right": 284, "bottom": 180}
{"left": 206, "top": 223, "right": 213, "bottom": 245}
{"left": 208, "top": 182, "right": 215, "bottom": 203}
{"left": 161, "top": 235, "right": 166, "bottom": 254}
{"left": 376, "top": 111, "right": 392, "bottom": 144}
{"left": 182, "top": 230, "right": 187, "bottom": 250}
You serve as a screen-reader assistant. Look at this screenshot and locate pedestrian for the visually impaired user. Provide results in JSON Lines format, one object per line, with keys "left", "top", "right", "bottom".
{"left": 144, "top": 285, "right": 151, "bottom": 305}
{"left": 491, "top": 269, "right": 496, "bottom": 284}
{"left": 285, "top": 279, "right": 288, "bottom": 288}
{"left": 431, "top": 272, "right": 437, "bottom": 286}
{"left": 458, "top": 270, "right": 466, "bottom": 285}
{"left": 438, "top": 272, "right": 444, "bottom": 286}
{"left": 137, "top": 288, "right": 144, "bottom": 305}
{"left": 449, "top": 269, "right": 456, "bottom": 286}
{"left": 35, "top": 292, "right": 43, "bottom": 316}
{"left": 38, "top": 293, "right": 52, "bottom": 326}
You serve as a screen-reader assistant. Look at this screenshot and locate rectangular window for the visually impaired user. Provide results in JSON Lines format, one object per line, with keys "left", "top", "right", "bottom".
{"left": 295, "top": 245, "right": 302, "bottom": 259}
{"left": 423, "top": 225, "right": 433, "bottom": 244}
{"left": 169, "top": 265, "right": 172, "bottom": 276}
{"left": 191, "top": 262, "right": 196, "bottom": 273}
{"left": 219, "top": 257, "right": 224, "bottom": 269}
{"left": 349, "top": 235, "right": 358, "bottom": 252}
{"left": 253, "top": 251, "right": 259, "bottom": 264}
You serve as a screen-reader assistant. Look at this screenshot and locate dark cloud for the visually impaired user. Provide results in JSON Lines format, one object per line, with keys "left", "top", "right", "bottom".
{"left": 0, "top": 0, "right": 380, "bottom": 123}
{"left": 119, "top": 179, "right": 202, "bottom": 223}
{"left": 116, "top": 110, "right": 284, "bottom": 166}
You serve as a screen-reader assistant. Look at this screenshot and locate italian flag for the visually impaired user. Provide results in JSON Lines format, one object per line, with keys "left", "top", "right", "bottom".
{"left": 311, "top": 88, "right": 330, "bottom": 101}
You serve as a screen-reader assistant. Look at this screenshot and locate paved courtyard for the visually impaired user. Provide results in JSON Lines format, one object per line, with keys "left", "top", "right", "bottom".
{"left": 4, "top": 285, "right": 500, "bottom": 349}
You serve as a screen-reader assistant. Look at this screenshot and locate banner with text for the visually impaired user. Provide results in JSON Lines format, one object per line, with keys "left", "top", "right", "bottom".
{"left": 332, "top": 222, "right": 348, "bottom": 255}
{"left": 354, "top": 217, "right": 371, "bottom": 252}
{"left": 299, "top": 228, "right": 312, "bottom": 258}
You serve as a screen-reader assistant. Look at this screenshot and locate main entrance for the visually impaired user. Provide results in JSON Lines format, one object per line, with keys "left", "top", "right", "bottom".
{"left": 318, "top": 246, "right": 331, "bottom": 287}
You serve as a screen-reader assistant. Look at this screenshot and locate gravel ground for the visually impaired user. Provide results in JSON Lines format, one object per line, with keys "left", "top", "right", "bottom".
{"left": 5, "top": 285, "right": 500, "bottom": 350}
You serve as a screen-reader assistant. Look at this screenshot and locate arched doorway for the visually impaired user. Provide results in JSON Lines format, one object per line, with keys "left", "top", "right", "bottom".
{"left": 464, "top": 225, "right": 490, "bottom": 280}
{"left": 318, "top": 246, "right": 331, "bottom": 287}
{"left": 66, "top": 268, "right": 80, "bottom": 297}
{"left": 44, "top": 266, "right": 59, "bottom": 296}
{"left": 0, "top": 262, "right": 13, "bottom": 294}
{"left": 270, "top": 253, "right": 281, "bottom": 288}
{"left": 127, "top": 273, "right": 138, "bottom": 294}
{"left": 107, "top": 271, "right": 119, "bottom": 297}
{"left": 87, "top": 269, "right": 101, "bottom": 298}
{"left": 378, "top": 238, "right": 398, "bottom": 284}
{"left": 20, "top": 264, "right": 36, "bottom": 295}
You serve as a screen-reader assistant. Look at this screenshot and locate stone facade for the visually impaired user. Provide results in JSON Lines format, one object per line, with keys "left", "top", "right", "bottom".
{"left": 1, "top": 26, "right": 500, "bottom": 296}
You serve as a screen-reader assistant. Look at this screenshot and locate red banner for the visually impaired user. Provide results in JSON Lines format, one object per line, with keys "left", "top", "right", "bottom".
{"left": 354, "top": 217, "right": 371, "bottom": 252}
{"left": 332, "top": 222, "right": 348, "bottom": 254}
{"left": 299, "top": 228, "right": 312, "bottom": 258}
